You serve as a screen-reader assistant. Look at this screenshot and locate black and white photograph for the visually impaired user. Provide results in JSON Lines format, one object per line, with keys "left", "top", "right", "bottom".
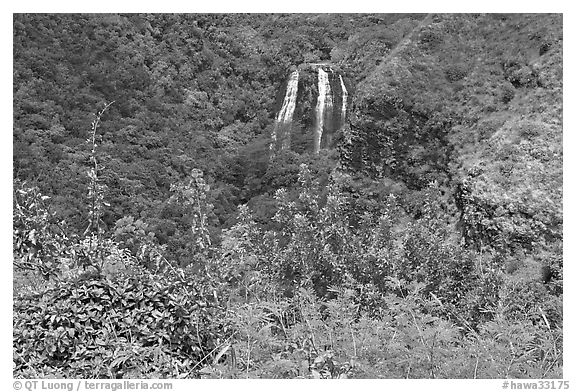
{"left": 12, "top": 11, "right": 564, "bottom": 383}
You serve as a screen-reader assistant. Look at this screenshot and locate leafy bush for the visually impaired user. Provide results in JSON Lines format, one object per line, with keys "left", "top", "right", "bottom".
{"left": 444, "top": 64, "right": 468, "bottom": 82}
{"left": 503, "top": 59, "right": 538, "bottom": 88}
{"left": 500, "top": 83, "right": 516, "bottom": 103}
{"left": 13, "top": 185, "right": 71, "bottom": 280}
{"left": 13, "top": 267, "right": 226, "bottom": 378}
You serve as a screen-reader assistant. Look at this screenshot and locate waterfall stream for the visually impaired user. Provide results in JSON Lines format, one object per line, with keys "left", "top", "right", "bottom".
{"left": 276, "top": 70, "right": 299, "bottom": 123}
{"left": 339, "top": 74, "right": 348, "bottom": 130}
{"left": 314, "top": 68, "right": 333, "bottom": 154}
{"left": 273, "top": 70, "right": 299, "bottom": 149}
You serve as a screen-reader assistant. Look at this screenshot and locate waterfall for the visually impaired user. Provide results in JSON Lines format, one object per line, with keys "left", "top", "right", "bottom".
{"left": 314, "top": 68, "right": 333, "bottom": 154}
{"left": 271, "top": 66, "right": 349, "bottom": 153}
{"left": 339, "top": 74, "right": 348, "bottom": 129}
{"left": 276, "top": 70, "right": 299, "bottom": 123}
{"left": 273, "top": 70, "right": 299, "bottom": 150}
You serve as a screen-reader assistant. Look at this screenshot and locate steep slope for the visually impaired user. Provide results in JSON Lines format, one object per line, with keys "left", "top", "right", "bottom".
{"left": 13, "top": 14, "right": 427, "bottom": 263}
{"left": 345, "top": 14, "right": 562, "bottom": 276}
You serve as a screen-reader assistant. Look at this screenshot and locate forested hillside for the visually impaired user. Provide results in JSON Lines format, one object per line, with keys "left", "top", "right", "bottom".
{"left": 13, "top": 13, "right": 563, "bottom": 379}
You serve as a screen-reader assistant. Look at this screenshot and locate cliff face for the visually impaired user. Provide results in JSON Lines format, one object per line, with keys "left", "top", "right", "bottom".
{"left": 271, "top": 64, "right": 351, "bottom": 153}
{"left": 343, "top": 13, "right": 562, "bottom": 273}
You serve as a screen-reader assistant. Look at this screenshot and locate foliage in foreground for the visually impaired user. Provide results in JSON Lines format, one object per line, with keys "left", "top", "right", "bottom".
{"left": 14, "top": 268, "right": 222, "bottom": 378}
{"left": 13, "top": 165, "right": 562, "bottom": 379}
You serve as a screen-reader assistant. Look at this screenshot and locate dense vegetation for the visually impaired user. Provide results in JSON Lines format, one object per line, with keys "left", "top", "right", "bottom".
{"left": 13, "top": 13, "right": 562, "bottom": 378}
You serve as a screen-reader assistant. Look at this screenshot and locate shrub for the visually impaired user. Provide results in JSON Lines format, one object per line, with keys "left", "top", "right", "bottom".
{"left": 502, "top": 59, "right": 538, "bottom": 88}
{"left": 500, "top": 83, "right": 515, "bottom": 103}
{"left": 13, "top": 267, "right": 226, "bottom": 378}
{"left": 13, "top": 185, "right": 71, "bottom": 280}
{"left": 444, "top": 64, "right": 468, "bottom": 82}
{"left": 418, "top": 26, "right": 444, "bottom": 50}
